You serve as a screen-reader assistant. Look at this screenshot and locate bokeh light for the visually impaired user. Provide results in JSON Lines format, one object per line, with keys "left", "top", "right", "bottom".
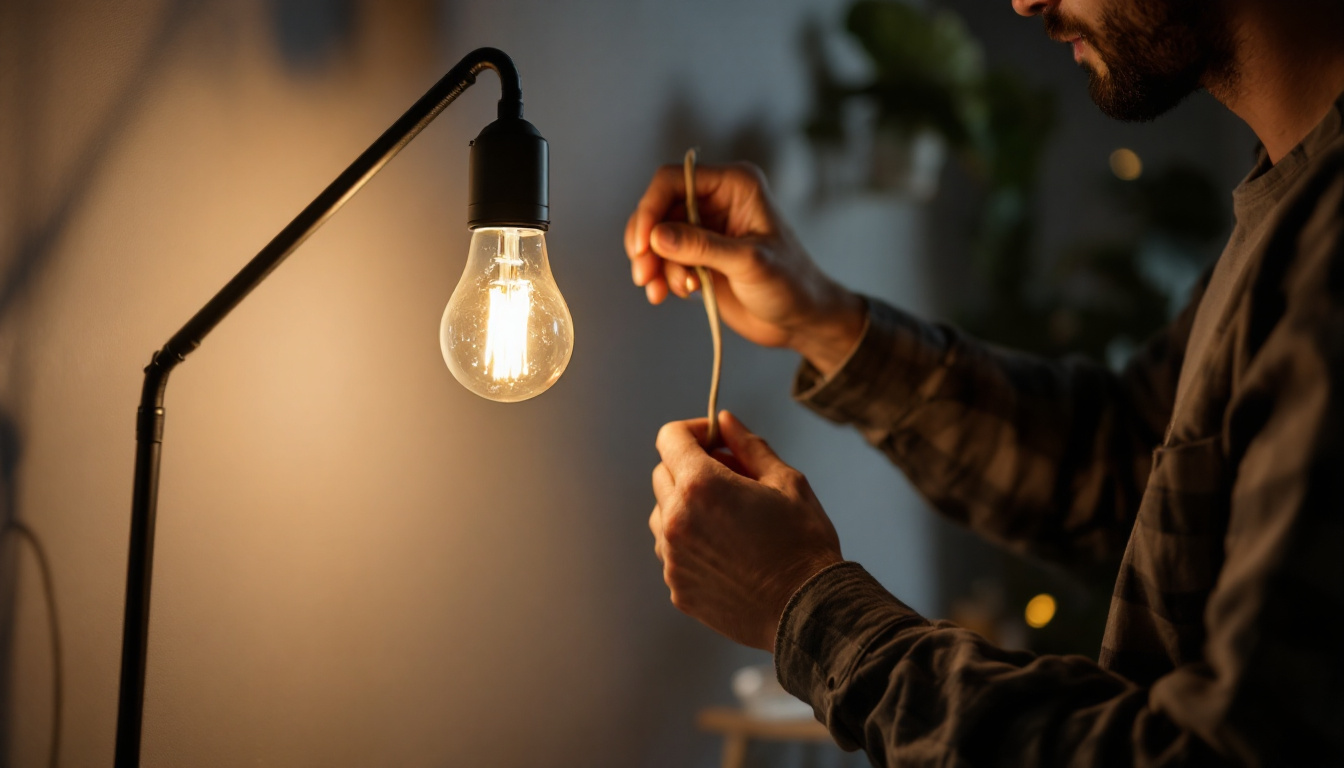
{"left": 1025, "top": 593, "right": 1057, "bottom": 628}
{"left": 1109, "top": 147, "right": 1143, "bottom": 180}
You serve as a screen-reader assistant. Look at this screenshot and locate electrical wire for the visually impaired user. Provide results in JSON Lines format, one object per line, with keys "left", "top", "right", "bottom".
{"left": 683, "top": 148, "right": 723, "bottom": 448}
{"left": 2, "top": 520, "right": 63, "bottom": 768}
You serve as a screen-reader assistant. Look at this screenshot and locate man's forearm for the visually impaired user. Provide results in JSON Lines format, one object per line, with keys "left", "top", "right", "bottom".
{"left": 792, "top": 297, "right": 1178, "bottom": 570}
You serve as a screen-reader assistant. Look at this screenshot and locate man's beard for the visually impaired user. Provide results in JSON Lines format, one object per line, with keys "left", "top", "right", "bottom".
{"left": 1045, "top": 1, "right": 1235, "bottom": 122}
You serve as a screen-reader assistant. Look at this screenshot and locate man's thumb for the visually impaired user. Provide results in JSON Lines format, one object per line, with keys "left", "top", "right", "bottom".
{"left": 652, "top": 222, "right": 753, "bottom": 272}
{"left": 718, "top": 411, "right": 784, "bottom": 480}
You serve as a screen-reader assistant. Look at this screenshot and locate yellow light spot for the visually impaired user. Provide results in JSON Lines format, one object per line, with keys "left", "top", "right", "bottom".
{"left": 1109, "top": 148, "right": 1143, "bottom": 180}
{"left": 1025, "top": 593, "right": 1057, "bottom": 629}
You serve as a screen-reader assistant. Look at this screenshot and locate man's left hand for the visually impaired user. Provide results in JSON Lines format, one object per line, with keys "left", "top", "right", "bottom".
{"left": 650, "top": 411, "right": 844, "bottom": 651}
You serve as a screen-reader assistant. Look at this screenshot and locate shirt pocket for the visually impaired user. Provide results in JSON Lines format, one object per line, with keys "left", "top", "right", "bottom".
{"left": 1110, "top": 435, "right": 1231, "bottom": 671}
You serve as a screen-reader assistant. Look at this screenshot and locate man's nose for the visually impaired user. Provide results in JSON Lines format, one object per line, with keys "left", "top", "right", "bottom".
{"left": 1012, "top": 0, "right": 1052, "bottom": 16}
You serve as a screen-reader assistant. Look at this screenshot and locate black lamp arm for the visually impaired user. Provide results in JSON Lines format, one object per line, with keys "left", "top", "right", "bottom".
{"left": 159, "top": 46, "right": 520, "bottom": 372}
{"left": 115, "top": 46, "right": 522, "bottom": 768}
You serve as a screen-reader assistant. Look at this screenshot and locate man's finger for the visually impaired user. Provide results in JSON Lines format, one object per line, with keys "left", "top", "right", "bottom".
{"left": 655, "top": 418, "right": 714, "bottom": 475}
{"left": 624, "top": 208, "right": 639, "bottom": 264}
{"left": 649, "top": 505, "right": 665, "bottom": 561}
{"left": 664, "top": 261, "right": 693, "bottom": 299}
{"left": 629, "top": 165, "right": 683, "bottom": 259}
{"left": 623, "top": 162, "right": 763, "bottom": 260}
{"left": 651, "top": 222, "right": 756, "bottom": 276}
{"left": 652, "top": 462, "right": 676, "bottom": 506}
{"left": 630, "top": 252, "right": 660, "bottom": 287}
{"left": 629, "top": 164, "right": 739, "bottom": 262}
{"left": 708, "top": 446, "right": 749, "bottom": 477}
{"left": 717, "top": 411, "right": 785, "bottom": 481}
{"left": 646, "top": 275, "right": 669, "bottom": 305}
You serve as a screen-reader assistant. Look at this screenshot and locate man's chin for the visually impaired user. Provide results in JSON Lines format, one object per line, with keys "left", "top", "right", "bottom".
{"left": 1085, "top": 67, "right": 1194, "bottom": 123}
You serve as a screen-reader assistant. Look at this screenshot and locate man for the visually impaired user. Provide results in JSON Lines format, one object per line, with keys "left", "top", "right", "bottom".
{"left": 625, "top": 0, "right": 1344, "bottom": 765}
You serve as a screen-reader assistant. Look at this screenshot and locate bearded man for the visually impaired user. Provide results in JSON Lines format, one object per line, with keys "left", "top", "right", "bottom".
{"left": 625, "top": 0, "right": 1344, "bottom": 764}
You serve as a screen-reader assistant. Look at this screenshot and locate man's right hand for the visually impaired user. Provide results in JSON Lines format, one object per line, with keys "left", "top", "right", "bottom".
{"left": 624, "top": 162, "right": 866, "bottom": 377}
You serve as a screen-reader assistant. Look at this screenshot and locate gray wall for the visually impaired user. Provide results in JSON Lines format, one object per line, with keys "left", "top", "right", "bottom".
{"left": 0, "top": 1, "right": 933, "bottom": 766}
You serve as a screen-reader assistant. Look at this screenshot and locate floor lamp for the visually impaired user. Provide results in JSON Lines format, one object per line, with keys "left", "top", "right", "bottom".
{"left": 115, "top": 47, "right": 572, "bottom": 767}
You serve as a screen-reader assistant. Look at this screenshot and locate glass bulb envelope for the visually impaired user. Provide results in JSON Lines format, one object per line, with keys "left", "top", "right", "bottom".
{"left": 441, "top": 227, "right": 573, "bottom": 402}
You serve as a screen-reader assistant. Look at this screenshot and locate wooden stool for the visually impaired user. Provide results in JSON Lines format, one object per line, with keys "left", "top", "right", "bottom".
{"left": 696, "top": 707, "right": 833, "bottom": 768}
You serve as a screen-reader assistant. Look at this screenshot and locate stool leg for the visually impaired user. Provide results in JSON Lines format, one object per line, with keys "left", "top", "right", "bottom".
{"left": 720, "top": 734, "right": 748, "bottom": 768}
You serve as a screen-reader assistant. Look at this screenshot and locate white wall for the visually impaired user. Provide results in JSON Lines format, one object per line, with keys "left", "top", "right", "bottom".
{"left": 0, "top": 1, "right": 936, "bottom": 766}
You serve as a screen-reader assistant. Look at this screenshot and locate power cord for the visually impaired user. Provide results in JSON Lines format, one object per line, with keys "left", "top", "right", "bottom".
{"left": 682, "top": 148, "right": 723, "bottom": 448}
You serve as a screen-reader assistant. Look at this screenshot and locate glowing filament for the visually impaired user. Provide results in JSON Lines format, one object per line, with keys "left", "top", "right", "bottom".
{"left": 484, "top": 267, "right": 532, "bottom": 381}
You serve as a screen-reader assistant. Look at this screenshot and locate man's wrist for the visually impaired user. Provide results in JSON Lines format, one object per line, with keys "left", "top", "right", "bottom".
{"left": 769, "top": 558, "right": 854, "bottom": 654}
{"left": 792, "top": 290, "right": 867, "bottom": 378}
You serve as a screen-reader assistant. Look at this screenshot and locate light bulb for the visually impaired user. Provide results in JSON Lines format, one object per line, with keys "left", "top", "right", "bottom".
{"left": 441, "top": 226, "right": 573, "bottom": 402}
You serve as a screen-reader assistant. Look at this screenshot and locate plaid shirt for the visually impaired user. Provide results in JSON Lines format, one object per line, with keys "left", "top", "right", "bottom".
{"left": 775, "top": 123, "right": 1344, "bottom": 764}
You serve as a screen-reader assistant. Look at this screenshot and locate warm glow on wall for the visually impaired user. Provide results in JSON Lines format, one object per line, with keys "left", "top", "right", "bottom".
{"left": 112, "top": 47, "right": 563, "bottom": 768}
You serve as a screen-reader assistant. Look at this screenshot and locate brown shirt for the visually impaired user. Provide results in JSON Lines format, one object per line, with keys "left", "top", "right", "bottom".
{"left": 1178, "top": 102, "right": 1343, "bottom": 418}
{"left": 777, "top": 96, "right": 1344, "bottom": 767}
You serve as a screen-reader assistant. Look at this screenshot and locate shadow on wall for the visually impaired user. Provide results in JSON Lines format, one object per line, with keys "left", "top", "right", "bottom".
{"left": 657, "top": 84, "right": 779, "bottom": 178}
{"left": 269, "top": 0, "right": 355, "bottom": 72}
{"left": 1, "top": 412, "right": 64, "bottom": 768}
{"left": 0, "top": 0, "right": 357, "bottom": 763}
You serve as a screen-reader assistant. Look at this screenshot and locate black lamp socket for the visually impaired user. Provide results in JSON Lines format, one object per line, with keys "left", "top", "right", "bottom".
{"left": 467, "top": 115, "right": 549, "bottom": 230}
